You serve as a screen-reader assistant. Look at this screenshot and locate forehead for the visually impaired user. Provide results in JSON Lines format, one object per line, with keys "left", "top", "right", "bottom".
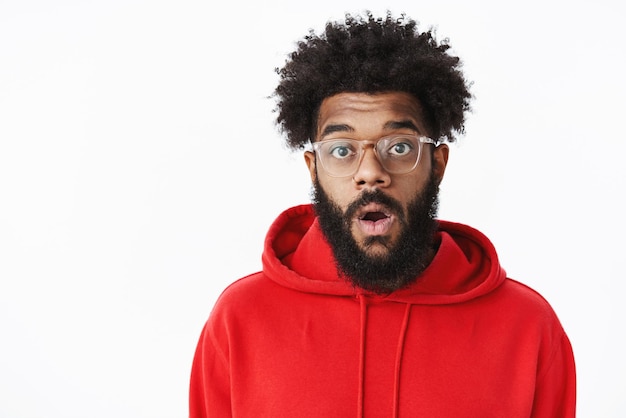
{"left": 316, "top": 92, "right": 428, "bottom": 138}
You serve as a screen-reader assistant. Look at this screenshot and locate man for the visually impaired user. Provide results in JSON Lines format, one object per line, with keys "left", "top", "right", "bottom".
{"left": 189, "top": 12, "right": 576, "bottom": 417}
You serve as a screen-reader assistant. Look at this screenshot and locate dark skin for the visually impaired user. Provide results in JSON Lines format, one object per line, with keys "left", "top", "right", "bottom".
{"left": 305, "top": 91, "right": 448, "bottom": 265}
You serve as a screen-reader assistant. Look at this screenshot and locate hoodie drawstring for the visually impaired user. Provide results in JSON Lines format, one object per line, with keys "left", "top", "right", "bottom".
{"left": 392, "top": 303, "right": 412, "bottom": 418}
{"left": 357, "top": 295, "right": 367, "bottom": 418}
{"left": 357, "top": 297, "right": 412, "bottom": 418}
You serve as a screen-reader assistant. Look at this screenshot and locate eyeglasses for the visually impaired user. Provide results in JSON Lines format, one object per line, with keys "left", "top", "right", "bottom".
{"left": 311, "top": 135, "right": 438, "bottom": 177}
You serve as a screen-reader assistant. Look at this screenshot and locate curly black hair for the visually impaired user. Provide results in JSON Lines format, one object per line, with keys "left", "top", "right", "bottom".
{"left": 274, "top": 11, "right": 472, "bottom": 150}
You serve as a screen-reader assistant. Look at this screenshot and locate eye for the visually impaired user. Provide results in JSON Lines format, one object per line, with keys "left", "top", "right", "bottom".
{"left": 387, "top": 140, "right": 415, "bottom": 157}
{"left": 328, "top": 142, "right": 356, "bottom": 159}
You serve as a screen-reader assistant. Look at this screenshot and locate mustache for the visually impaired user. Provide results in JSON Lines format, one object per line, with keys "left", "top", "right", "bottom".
{"left": 344, "top": 189, "right": 406, "bottom": 225}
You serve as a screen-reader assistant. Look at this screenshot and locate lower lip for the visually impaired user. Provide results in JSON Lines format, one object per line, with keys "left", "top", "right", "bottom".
{"left": 356, "top": 217, "right": 394, "bottom": 236}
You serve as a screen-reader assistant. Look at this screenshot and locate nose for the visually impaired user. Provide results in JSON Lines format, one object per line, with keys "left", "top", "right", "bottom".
{"left": 352, "top": 148, "right": 391, "bottom": 188}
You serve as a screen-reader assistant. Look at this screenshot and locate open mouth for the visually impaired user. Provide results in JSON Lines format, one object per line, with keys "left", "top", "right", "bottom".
{"left": 360, "top": 211, "right": 390, "bottom": 222}
{"left": 355, "top": 205, "right": 394, "bottom": 236}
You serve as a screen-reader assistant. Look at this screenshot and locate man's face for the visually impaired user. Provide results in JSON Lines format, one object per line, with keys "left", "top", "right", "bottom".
{"left": 305, "top": 92, "right": 448, "bottom": 290}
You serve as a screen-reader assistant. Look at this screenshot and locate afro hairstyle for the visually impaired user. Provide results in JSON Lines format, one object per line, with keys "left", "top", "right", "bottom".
{"left": 273, "top": 11, "right": 472, "bottom": 150}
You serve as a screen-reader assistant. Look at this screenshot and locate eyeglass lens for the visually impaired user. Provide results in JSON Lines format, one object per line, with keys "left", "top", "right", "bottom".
{"left": 316, "top": 136, "right": 422, "bottom": 176}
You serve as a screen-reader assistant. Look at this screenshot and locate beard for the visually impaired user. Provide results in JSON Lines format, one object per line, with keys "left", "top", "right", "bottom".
{"left": 312, "top": 174, "right": 440, "bottom": 294}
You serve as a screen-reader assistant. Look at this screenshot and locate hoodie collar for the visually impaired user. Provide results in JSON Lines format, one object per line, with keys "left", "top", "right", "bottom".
{"left": 262, "top": 205, "right": 506, "bottom": 304}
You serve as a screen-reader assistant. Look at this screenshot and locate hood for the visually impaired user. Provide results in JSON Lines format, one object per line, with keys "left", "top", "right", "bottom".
{"left": 262, "top": 204, "right": 506, "bottom": 304}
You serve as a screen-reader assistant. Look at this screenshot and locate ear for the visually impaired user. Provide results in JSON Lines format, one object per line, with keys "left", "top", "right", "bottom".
{"left": 431, "top": 144, "right": 449, "bottom": 185}
{"left": 304, "top": 151, "right": 317, "bottom": 182}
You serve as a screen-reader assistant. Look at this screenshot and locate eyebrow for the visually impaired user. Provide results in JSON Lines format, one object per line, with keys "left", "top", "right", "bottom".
{"left": 384, "top": 120, "right": 422, "bottom": 133}
{"left": 319, "top": 120, "right": 422, "bottom": 138}
{"left": 320, "top": 124, "right": 354, "bottom": 138}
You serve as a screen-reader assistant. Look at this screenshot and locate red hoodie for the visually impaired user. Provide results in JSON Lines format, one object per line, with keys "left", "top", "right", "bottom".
{"left": 190, "top": 205, "right": 576, "bottom": 417}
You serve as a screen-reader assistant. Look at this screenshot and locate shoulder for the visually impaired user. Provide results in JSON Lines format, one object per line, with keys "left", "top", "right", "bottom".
{"left": 487, "top": 278, "right": 568, "bottom": 341}
{"left": 207, "top": 271, "right": 300, "bottom": 324}
{"left": 211, "top": 272, "right": 274, "bottom": 312}
{"left": 199, "top": 273, "right": 272, "bottom": 342}
{"left": 498, "top": 278, "right": 559, "bottom": 314}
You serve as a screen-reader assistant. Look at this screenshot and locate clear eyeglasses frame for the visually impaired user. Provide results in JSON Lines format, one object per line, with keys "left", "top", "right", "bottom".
{"left": 310, "top": 135, "right": 438, "bottom": 178}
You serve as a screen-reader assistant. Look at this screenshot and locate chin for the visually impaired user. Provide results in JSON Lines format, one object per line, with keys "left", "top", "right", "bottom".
{"left": 363, "top": 249, "right": 392, "bottom": 262}
{"left": 358, "top": 236, "right": 395, "bottom": 258}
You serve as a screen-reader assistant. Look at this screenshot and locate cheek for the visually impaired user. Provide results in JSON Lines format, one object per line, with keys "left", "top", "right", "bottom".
{"left": 405, "top": 157, "right": 433, "bottom": 188}
{"left": 317, "top": 175, "right": 355, "bottom": 210}
{"left": 398, "top": 177, "right": 424, "bottom": 196}
{"left": 393, "top": 173, "right": 431, "bottom": 209}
